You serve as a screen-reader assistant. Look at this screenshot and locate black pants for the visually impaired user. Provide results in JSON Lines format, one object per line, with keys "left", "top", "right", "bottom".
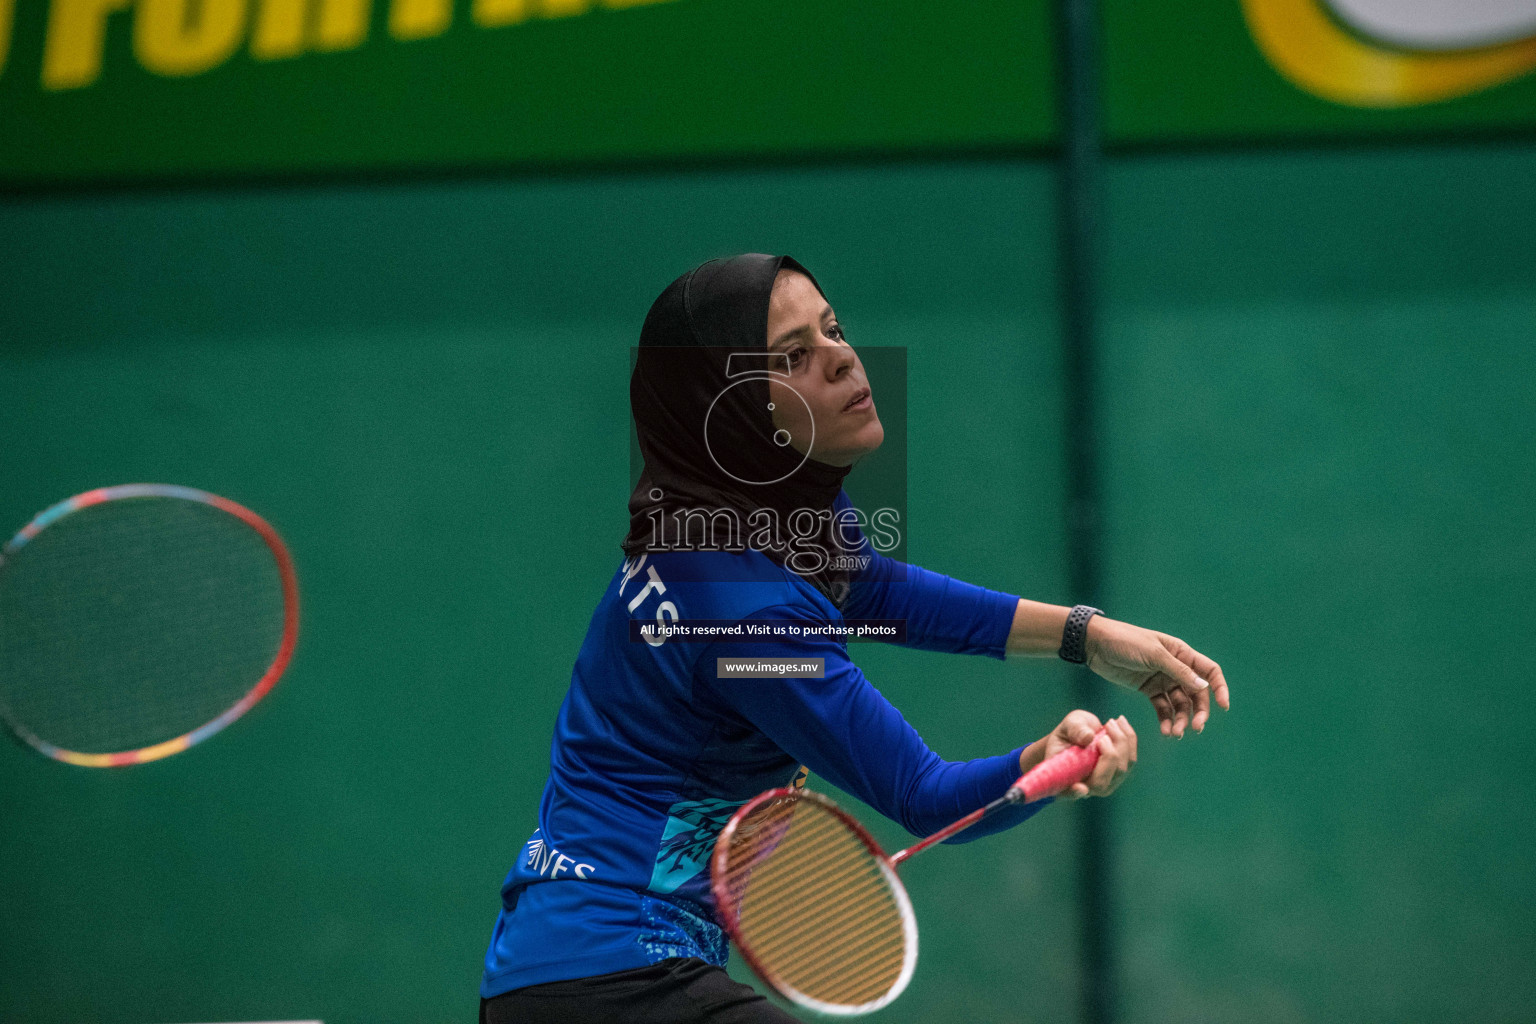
{"left": 480, "top": 957, "right": 800, "bottom": 1024}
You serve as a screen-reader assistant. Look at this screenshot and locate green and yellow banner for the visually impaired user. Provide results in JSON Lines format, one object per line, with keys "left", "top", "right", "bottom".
{"left": 1, "top": 0, "right": 1533, "bottom": 183}
{"left": 1105, "top": 0, "right": 1536, "bottom": 142}
{"left": 0, "top": 0, "right": 1056, "bottom": 182}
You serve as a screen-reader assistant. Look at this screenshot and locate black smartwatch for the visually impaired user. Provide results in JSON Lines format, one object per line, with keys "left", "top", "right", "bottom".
{"left": 1058, "top": 605, "right": 1102, "bottom": 664}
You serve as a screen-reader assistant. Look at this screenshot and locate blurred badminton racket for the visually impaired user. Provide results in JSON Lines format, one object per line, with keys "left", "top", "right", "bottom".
{"left": 711, "top": 733, "right": 1103, "bottom": 1015}
{"left": 0, "top": 484, "right": 298, "bottom": 767}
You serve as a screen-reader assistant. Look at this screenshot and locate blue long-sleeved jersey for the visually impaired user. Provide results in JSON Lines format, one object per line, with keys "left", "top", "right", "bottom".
{"left": 481, "top": 506, "right": 1051, "bottom": 997}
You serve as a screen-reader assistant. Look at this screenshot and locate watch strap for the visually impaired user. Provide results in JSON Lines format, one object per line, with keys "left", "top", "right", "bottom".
{"left": 1059, "top": 605, "right": 1102, "bottom": 664}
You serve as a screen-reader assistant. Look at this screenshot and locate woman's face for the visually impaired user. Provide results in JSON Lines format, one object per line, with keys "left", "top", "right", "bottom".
{"left": 764, "top": 269, "right": 884, "bottom": 467}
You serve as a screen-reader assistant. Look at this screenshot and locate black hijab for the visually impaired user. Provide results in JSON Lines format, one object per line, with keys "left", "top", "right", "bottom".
{"left": 621, "top": 253, "right": 858, "bottom": 607}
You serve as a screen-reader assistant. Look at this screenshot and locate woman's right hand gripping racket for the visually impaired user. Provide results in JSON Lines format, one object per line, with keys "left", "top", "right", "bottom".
{"left": 710, "top": 730, "right": 1111, "bottom": 1016}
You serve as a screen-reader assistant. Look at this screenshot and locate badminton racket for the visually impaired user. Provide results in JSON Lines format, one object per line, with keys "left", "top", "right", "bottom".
{"left": 0, "top": 484, "right": 298, "bottom": 767}
{"left": 710, "top": 733, "right": 1103, "bottom": 1015}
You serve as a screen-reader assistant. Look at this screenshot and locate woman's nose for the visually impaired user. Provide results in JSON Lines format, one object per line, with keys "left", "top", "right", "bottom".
{"left": 820, "top": 337, "right": 855, "bottom": 378}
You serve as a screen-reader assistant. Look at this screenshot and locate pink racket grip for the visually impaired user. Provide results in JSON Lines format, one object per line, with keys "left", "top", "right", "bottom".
{"left": 1014, "top": 729, "right": 1106, "bottom": 802}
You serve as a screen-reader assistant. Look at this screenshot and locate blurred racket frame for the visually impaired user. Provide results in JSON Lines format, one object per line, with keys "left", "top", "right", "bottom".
{"left": 0, "top": 484, "right": 298, "bottom": 767}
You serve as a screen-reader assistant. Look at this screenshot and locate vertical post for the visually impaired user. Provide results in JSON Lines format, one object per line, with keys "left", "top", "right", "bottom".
{"left": 1055, "top": 1, "right": 1115, "bottom": 1023}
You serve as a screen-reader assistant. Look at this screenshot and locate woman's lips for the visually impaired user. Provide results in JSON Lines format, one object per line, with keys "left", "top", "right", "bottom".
{"left": 843, "top": 387, "right": 872, "bottom": 412}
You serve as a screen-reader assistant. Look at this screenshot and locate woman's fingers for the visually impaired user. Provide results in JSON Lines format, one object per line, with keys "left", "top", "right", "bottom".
{"left": 1062, "top": 710, "right": 1102, "bottom": 745}
{"left": 1173, "top": 637, "right": 1228, "bottom": 730}
{"left": 1118, "top": 718, "right": 1142, "bottom": 773}
{"left": 1083, "top": 717, "right": 1136, "bottom": 795}
{"left": 1059, "top": 716, "right": 1136, "bottom": 800}
{"left": 1086, "top": 621, "right": 1227, "bottom": 737}
{"left": 1191, "top": 648, "right": 1230, "bottom": 712}
{"left": 1148, "top": 692, "right": 1174, "bottom": 736}
{"left": 1157, "top": 634, "right": 1211, "bottom": 697}
{"left": 1156, "top": 633, "right": 1221, "bottom": 730}
{"left": 1190, "top": 681, "right": 1211, "bottom": 732}
{"left": 1166, "top": 681, "right": 1193, "bottom": 738}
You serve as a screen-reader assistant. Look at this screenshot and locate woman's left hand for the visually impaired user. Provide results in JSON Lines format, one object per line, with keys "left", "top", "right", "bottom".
{"left": 1083, "top": 616, "right": 1229, "bottom": 738}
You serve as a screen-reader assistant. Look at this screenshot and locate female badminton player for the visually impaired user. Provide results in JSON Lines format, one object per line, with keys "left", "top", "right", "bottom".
{"left": 478, "top": 254, "right": 1229, "bottom": 1024}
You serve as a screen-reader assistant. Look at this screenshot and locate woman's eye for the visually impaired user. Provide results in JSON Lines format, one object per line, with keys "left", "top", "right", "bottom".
{"left": 827, "top": 324, "right": 846, "bottom": 342}
{"left": 786, "top": 346, "right": 807, "bottom": 368}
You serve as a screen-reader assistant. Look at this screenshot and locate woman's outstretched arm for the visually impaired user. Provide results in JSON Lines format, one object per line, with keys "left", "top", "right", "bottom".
{"left": 703, "top": 604, "right": 1041, "bottom": 842}
{"left": 846, "top": 553, "right": 1230, "bottom": 738}
{"left": 701, "top": 608, "right": 1137, "bottom": 836}
{"left": 834, "top": 495, "right": 1232, "bottom": 737}
{"left": 842, "top": 549, "right": 1021, "bottom": 658}
{"left": 1006, "top": 602, "right": 1231, "bottom": 739}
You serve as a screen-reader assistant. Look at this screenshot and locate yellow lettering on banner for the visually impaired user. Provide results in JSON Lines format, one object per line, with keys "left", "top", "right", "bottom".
{"left": 41, "top": 0, "right": 133, "bottom": 89}
{"left": 251, "top": 0, "right": 369, "bottom": 60}
{"left": 389, "top": 0, "right": 450, "bottom": 40}
{"left": 474, "top": 0, "right": 673, "bottom": 27}
{"left": 0, "top": 0, "right": 13, "bottom": 78}
{"left": 251, "top": 0, "right": 304, "bottom": 58}
{"left": 135, "top": 0, "right": 247, "bottom": 76}
{"left": 314, "top": 0, "right": 368, "bottom": 50}
{"left": 540, "top": 0, "right": 590, "bottom": 18}
{"left": 472, "top": 0, "right": 526, "bottom": 27}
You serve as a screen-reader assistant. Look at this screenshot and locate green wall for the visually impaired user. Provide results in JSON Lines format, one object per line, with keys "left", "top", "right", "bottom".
{"left": 0, "top": 160, "right": 1079, "bottom": 1023}
{"left": 1099, "top": 143, "right": 1536, "bottom": 1022}
{"left": 3, "top": 137, "right": 1534, "bottom": 1023}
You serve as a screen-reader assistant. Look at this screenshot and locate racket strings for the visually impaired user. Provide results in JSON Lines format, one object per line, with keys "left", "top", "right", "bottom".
{"left": 717, "top": 793, "right": 911, "bottom": 1010}
{"left": 733, "top": 821, "right": 880, "bottom": 912}
{"left": 0, "top": 497, "right": 286, "bottom": 754}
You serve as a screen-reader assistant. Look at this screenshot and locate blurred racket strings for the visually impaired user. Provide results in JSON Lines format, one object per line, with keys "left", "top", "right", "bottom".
{"left": 0, "top": 489, "right": 291, "bottom": 760}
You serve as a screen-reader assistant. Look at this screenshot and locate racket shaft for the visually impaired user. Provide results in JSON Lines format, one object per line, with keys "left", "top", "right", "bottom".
{"left": 891, "top": 730, "right": 1105, "bottom": 865}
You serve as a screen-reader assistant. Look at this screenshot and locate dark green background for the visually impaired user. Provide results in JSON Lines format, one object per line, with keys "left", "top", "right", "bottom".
{"left": 0, "top": 162, "right": 1082, "bottom": 1022}
{"left": 1099, "top": 143, "right": 1536, "bottom": 1022}
{"left": 4, "top": 141, "right": 1535, "bottom": 1024}
{"left": 3, "top": 0, "right": 1536, "bottom": 1021}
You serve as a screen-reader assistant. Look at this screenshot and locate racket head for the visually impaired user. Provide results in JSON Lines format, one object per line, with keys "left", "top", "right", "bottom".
{"left": 0, "top": 484, "right": 299, "bottom": 767}
{"left": 711, "top": 787, "right": 918, "bottom": 1016}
